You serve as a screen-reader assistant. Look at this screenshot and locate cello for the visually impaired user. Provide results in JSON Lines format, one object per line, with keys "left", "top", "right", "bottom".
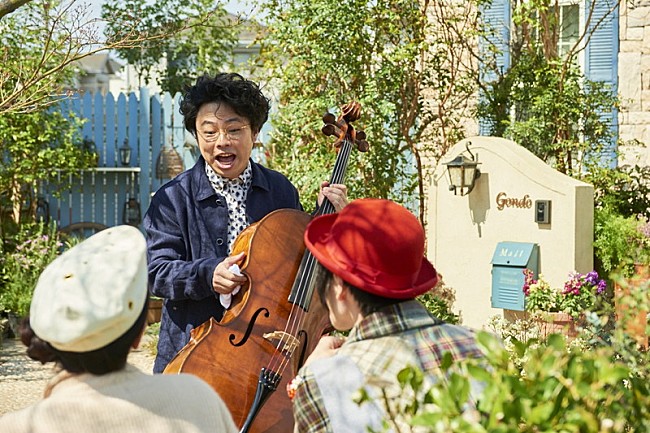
{"left": 163, "top": 102, "right": 369, "bottom": 433}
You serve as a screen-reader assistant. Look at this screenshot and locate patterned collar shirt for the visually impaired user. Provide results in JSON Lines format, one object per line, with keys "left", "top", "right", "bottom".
{"left": 205, "top": 162, "right": 253, "bottom": 253}
{"left": 291, "top": 300, "right": 486, "bottom": 433}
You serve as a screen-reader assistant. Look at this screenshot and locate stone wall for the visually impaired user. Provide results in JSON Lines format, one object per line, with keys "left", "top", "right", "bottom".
{"left": 618, "top": 0, "right": 650, "bottom": 166}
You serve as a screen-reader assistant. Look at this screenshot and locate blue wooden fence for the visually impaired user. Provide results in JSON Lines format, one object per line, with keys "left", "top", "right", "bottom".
{"left": 42, "top": 88, "right": 199, "bottom": 231}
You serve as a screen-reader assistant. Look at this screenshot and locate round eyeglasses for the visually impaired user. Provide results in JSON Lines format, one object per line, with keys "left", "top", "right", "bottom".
{"left": 198, "top": 125, "right": 250, "bottom": 143}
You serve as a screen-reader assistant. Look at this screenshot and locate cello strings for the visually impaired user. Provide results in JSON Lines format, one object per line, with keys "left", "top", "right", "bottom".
{"left": 283, "top": 136, "right": 352, "bottom": 332}
{"left": 265, "top": 246, "right": 318, "bottom": 374}
{"left": 263, "top": 137, "right": 352, "bottom": 373}
{"left": 266, "top": 137, "right": 354, "bottom": 377}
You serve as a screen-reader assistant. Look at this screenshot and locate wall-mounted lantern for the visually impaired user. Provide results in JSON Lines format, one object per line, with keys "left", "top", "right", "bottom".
{"left": 35, "top": 196, "right": 50, "bottom": 224}
{"left": 122, "top": 197, "right": 142, "bottom": 226}
{"left": 443, "top": 141, "right": 481, "bottom": 196}
{"left": 119, "top": 138, "right": 132, "bottom": 166}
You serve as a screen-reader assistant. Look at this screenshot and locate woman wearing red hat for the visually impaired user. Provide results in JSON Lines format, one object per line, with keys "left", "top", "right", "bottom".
{"left": 289, "top": 198, "right": 485, "bottom": 432}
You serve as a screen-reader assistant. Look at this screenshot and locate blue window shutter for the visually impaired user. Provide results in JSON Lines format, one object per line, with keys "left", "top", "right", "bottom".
{"left": 585, "top": 0, "right": 619, "bottom": 167}
{"left": 479, "top": 0, "right": 511, "bottom": 135}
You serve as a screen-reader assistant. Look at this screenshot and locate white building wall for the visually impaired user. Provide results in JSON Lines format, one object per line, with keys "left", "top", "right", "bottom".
{"left": 427, "top": 137, "right": 594, "bottom": 330}
{"left": 618, "top": 0, "right": 650, "bottom": 165}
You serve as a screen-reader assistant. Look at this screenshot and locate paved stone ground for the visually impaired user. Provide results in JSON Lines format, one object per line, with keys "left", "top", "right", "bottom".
{"left": 0, "top": 334, "right": 156, "bottom": 416}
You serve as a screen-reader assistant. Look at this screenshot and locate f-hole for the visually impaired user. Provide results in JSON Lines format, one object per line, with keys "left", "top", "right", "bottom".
{"left": 229, "top": 307, "right": 270, "bottom": 346}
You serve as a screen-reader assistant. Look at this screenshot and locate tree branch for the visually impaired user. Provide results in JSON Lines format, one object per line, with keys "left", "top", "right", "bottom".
{"left": 0, "top": 0, "right": 31, "bottom": 19}
{"left": 0, "top": 0, "right": 220, "bottom": 114}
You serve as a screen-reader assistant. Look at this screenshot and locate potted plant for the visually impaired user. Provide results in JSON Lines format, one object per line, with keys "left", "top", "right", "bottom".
{"left": 0, "top": 222, "right": 62, "bottom": 337}
{"left": 522, "top": 268, "right": 607, "bottom": 339}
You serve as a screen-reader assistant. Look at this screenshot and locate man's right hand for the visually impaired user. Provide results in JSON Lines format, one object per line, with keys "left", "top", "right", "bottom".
{"left": 212, "top": 252, "right": 247, "bottom": 294}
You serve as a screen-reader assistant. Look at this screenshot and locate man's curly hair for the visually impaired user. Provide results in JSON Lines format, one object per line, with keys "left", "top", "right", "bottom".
{"left": 179, "top": 72, "right": 270, "bottom": 136}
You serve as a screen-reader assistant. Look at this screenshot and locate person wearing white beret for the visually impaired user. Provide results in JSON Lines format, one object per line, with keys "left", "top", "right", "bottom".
{"left": 0, "top": 225, "right": 238, "bottom": 433}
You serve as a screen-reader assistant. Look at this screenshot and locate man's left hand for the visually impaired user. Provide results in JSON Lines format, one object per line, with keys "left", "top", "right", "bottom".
{"left": 318, "top": 181, "right": 348, "bottom": 212}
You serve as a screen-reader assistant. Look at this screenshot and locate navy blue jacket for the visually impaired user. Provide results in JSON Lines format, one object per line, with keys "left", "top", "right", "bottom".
{"left": 143, "top": 157, "right": 302, "bottom": 372}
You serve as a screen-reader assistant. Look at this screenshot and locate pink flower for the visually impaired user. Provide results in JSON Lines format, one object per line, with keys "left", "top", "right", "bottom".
{"left": 522, "top": 268, "right": 606, "bottom": 317}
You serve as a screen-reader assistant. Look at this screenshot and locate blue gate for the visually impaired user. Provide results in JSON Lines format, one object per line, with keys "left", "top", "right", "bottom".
{"left": 42, "top": 88, "right": 198, "bottom": 231}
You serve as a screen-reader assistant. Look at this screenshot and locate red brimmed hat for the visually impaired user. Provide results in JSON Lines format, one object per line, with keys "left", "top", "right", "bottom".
{"left": 304, "top": 198, "right": 438, "bottom": 299}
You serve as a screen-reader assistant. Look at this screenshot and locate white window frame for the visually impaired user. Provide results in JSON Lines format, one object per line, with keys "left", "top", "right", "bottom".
{"left": 557, "top": 0, "right": 586, "bottom": 71}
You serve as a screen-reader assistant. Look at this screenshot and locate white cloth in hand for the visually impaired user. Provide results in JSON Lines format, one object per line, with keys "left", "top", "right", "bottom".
{"left": 219, "top": 264, "right": 242, "bottom": 309}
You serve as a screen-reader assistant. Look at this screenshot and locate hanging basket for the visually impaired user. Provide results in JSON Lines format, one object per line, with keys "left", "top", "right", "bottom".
{"left": 156, "top": 146, "right": 184, "bottom": 180}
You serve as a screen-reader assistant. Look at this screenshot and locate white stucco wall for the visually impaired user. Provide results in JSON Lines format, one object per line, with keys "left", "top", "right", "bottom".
{"left": 427, "top": 136, "right": 594, "bottom": 330}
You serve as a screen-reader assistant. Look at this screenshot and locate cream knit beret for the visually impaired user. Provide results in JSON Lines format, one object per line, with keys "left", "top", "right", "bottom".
{"left": 30, "top": 225, "right": 147, "bottom": 352}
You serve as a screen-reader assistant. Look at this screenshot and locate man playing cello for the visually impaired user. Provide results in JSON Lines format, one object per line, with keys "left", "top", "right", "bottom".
{"left": 143, "top": 72, "right": 348, "bottom": 374}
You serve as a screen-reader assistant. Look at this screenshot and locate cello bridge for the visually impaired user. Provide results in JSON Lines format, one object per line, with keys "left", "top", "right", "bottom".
{"left": 263, "top": 331, "right": 299, "bottom": 357}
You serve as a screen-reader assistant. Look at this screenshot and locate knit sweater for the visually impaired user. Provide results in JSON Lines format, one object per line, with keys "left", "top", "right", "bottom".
{"left": 0, "top": 364, "right": 238, "bottom": 433}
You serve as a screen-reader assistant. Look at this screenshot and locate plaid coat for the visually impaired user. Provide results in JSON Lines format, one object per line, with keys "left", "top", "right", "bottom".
{"left": 292, "top": 300, "right": 486, "bottom": 433}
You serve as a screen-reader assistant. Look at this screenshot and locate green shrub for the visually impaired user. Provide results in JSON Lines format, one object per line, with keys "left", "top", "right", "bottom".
{"left": 142, "top": 322, "right": 160, "bottom": 357}
{"left": 594, "top": 206, "right": 650, "bottom": 278}
{"left": 0, "top": 222, "right": 63, "bottom": 317}
{"left": 417, "top": 278, "right": 460, "bottom": 324}
{"left": 371, "top": 281, "right": 650, "bottom": 433}
{"left": 375, "top": 332, "right": 650, "bottom": 432}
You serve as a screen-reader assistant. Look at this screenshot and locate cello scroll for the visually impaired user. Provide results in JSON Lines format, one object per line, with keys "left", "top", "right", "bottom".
{"left": 322, "top": 101, "right": 370, "bottom": 152}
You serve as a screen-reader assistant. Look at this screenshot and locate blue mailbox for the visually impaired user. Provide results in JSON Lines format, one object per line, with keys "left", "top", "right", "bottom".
{"left": 491, "top": 241, "right": 539, "bottom": 311}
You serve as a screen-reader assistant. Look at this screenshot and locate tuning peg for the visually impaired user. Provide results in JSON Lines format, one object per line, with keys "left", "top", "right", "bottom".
{"left": 356, "top": 130, "right": 366, "bottom": 141}
{"left": 356, "top": 140, "right": 369, "bottom": 152}
{"left": 322, "top": 112, "right": 336, "bottom": 125}
{"left": 322, "top": 124, "right": 339, "bottom": 137}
